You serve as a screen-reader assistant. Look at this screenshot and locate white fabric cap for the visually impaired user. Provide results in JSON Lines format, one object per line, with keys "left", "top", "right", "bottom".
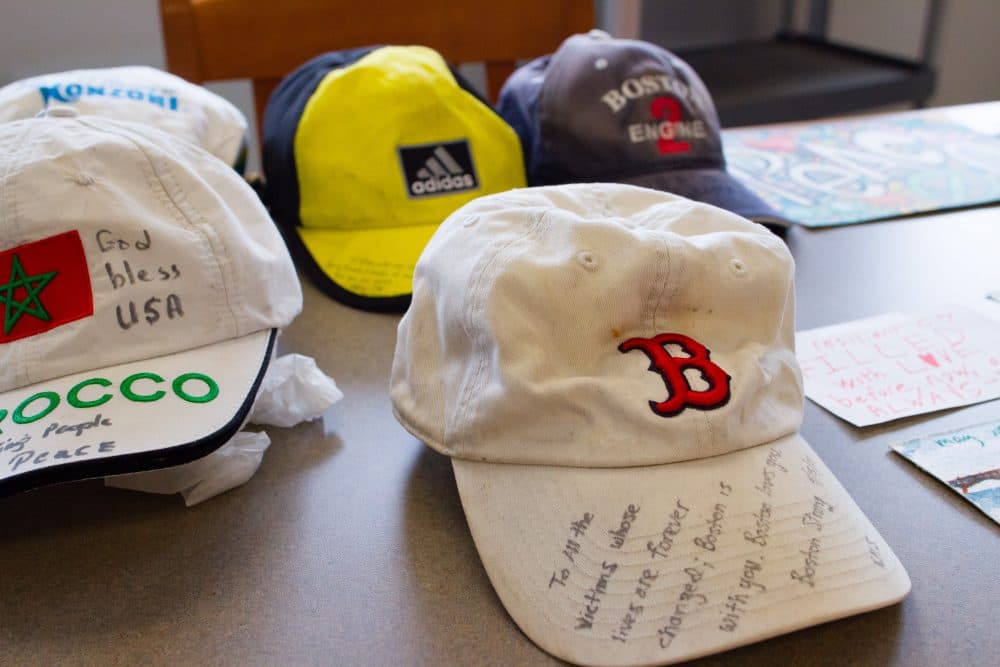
{"left": 391, "top": 183, "right": 909, "bottom": 666}
{"left": 0, "top": 66, "right": 248, "bottom": 167}
{"left": 0, "top": 112, "right": 301, "bottom": 496}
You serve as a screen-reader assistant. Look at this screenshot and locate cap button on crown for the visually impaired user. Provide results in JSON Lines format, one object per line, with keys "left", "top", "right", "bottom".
{"left": 575, "top": 250, "right": 599, "bottom": 272}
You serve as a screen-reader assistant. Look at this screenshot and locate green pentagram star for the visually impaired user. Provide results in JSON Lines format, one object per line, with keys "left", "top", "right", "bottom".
{"left": 0, "top": 255, "right": 57, "bottom": 335}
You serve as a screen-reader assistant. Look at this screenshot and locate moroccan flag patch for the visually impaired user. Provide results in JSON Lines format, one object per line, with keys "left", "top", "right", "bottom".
{"left": 0, "top": 231, "right": 93, "bottom": 343}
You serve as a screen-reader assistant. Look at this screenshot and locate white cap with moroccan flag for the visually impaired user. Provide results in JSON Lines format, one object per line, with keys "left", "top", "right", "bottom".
{"left": 390, "top": 183, "right": 909, "bottom": 666}
{"left": 0, "top": 109, "right": 300, "bottom": 497}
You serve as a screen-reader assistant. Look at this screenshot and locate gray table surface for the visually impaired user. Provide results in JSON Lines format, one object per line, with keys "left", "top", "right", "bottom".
{"left": 2, "top": 203, "right": 999, "bottom": 666}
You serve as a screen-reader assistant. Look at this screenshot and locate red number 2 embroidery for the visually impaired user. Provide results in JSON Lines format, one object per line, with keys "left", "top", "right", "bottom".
{"left": 619, "top": 333, "right": 731, "bottom": 417}
{"left": 650, "top": 96, "right": 691, "bottom": 155}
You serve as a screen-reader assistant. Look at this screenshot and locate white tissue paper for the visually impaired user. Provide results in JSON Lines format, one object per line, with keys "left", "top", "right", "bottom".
{"left": 104, "top": 353, "right": 342, "bottom": 505}
{"left": 104, "top": 430, "right": 272, "bottom": 506}
{"left": 249, "top": 353, "right": 345, "bottom": 427}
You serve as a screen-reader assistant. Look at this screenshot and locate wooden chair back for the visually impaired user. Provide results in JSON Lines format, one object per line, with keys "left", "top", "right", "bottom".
{"left": 159, "top": 0, "right": 594, "bottom": 136}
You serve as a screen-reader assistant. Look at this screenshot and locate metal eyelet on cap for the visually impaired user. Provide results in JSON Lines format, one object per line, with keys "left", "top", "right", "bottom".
{"left": 730, "top": 258, "right": 747, "bottom": 275}
{"left": 576, "top": 250, "right": 599, "bottom": 272}
{"left": 462, "top": 215, "right": 479, "bottom": 228}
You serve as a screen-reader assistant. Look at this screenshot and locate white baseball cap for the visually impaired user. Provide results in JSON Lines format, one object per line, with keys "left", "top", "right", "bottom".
{"left": 391, "top": 183, "right": 910, "bottom": 666}
{"left": 0, "top": 109, "right": 301, "bottom": 496}
{"left": 0, "top": 66, "right": 248, "bottom": 169}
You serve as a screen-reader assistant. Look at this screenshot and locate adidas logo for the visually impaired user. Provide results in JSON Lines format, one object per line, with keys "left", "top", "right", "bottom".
{"left": 398, "top": 140, "right": 479, "bottom": 198}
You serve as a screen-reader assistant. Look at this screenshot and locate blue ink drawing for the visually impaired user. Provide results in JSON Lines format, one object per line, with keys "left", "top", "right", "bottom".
{"left": 891, "top": 418, "right": 1000, "bottom": 525}
{"left": 967, "top": 487, "right": 1000, "bottom": 517}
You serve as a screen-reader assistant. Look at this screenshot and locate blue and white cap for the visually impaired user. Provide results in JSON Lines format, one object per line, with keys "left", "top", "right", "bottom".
{"left": 0, "top": 66, "right": 249, "bottom": 171}
{"left": 498, "top": 31, "right": 786, "bottom": 229}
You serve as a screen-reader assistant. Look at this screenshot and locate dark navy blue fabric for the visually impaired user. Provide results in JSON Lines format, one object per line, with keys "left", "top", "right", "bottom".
{"left": 262, "top": 45, "right": 381, "bottom": 233}
{"left": 621, "top": 168, "right": 781, "bottom": 224}
{"left": 498, "top": 32, "right": 784, "bottom": 228}
{"left": 496, "top": 55, "right": 550, "bottom": 179}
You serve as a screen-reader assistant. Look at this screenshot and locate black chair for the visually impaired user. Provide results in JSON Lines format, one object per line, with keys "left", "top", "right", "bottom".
{"left": 672, "top": 0, "right": 941, "bottom": 126}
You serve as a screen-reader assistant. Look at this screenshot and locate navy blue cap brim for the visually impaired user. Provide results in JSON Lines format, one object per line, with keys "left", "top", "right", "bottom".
{"left": 619, "top": 168, "right": 790, "bottom": 233}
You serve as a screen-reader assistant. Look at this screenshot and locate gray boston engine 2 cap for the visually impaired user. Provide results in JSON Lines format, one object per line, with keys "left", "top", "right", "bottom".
{"left": 498, "top": 30, "right": 787, "bottom": 230}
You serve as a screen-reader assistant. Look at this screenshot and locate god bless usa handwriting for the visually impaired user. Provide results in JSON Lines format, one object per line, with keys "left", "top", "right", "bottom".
{"left": 96, "top": 229, "right": 184, "bottom": 329}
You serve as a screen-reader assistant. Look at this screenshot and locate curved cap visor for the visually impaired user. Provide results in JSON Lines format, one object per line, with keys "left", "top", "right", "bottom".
{"left": 619, "top": 168, "right": 789, "bottom": 231}
{"left": 0, "top": 329, "right": 275, "bottom": 497}
{"left": 452, "top": 432, "right": 910, "bottom": 667}
{"left": 293, "top": 222, "right": 441, "bottom": 310}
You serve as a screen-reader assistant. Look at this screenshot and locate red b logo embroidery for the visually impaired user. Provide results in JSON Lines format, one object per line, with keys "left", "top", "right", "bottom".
{"left": 619, "top": 333, "right": 731, "bottom": 417}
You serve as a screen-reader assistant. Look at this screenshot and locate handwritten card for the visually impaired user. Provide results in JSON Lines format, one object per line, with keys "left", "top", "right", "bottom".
{"left": 891, "top": 419, "right": 1000, "bottom": 524}
{"left": 796, "top": 306, "right": 1000, "bottom": 426}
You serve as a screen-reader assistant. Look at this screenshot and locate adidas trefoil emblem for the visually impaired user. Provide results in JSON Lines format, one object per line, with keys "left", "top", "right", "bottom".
{"left": 397, "top": 140, "right": 479, "bottom": 198}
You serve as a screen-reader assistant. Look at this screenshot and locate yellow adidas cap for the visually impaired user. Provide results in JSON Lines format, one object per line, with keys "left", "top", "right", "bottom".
{"left": 262, "top": 45, "right": 526, "bottom": 311}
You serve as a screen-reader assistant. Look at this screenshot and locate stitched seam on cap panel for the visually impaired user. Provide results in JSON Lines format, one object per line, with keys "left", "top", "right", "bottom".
{"left": 451, "top": 235, "right": 499, "bottom": 442}
{"left": 590, "top": 188, "right": 613, "bottom": 219}
{"left": 0, "top": 123, "right": 14, "bottom": 244}
{"left": 457, "top": 212, "right": 544, "bottom": 443}
{"left": 661, "top": 237, "right": 715, "bottom": 449}
{"left": 82, "top": 118, "right": 240, "bottom": 334}
{"left": 704, "top": 394, "right": 717, "bottom": 449}
{"left": 453, "top": 211, "right": 544, "bottom": 450}
{"left": 653, "top": 233, "right": 717, "bottom": 450}
{"left": 1, "top": 124, "right": 15, "bottom": 383}
{"left": 4, "top": 121, "right": 36, "bottom": 251}
{"left": 7, "top": 122, "right": 37, "bottom": 389}
{"left": 698, "top": 247, "right": 717, "bottom": 451}
{"left": 640, "top": 238, "right": 662, "bottom": 332}
{"left": 650, "top": 233, "right": 672, "bottom": 334}
{"left": 452, "top": 228, "right": 511, "bottom": 444}
{"left": 150, "top": 151, "right": 241, "bottom": 333}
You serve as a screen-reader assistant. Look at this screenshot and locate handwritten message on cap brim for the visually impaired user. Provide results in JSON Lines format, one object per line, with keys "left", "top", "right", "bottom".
{"left": 891, "top": 418, "right": 1000, "bottom": 525}
{"left": 796, "top": 306, "right": 1000, "bottom": 427}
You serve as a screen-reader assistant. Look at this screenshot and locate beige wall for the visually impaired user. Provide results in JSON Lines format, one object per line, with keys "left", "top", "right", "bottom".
{"left": 0, "top": 0, "right": 257, "bottom": 167}
{"left": 924, "top": 0, "right": 1000, "bottom": 105}
{"left": 828, "top": 0, "right": 1000, "bottom": 106}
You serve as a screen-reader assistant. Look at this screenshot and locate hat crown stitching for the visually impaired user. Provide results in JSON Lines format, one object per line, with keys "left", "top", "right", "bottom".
{"left": 0, "top": 116, "right": 298, "bottom": 394}
{"left": 83, "top": 117, "right": 239, "bottom": 325}
{"left": 394, "top": 184, "right": 801, "bottom": 467}
{"left": 452, "top": 212, "right": 543, "bottom": 448}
